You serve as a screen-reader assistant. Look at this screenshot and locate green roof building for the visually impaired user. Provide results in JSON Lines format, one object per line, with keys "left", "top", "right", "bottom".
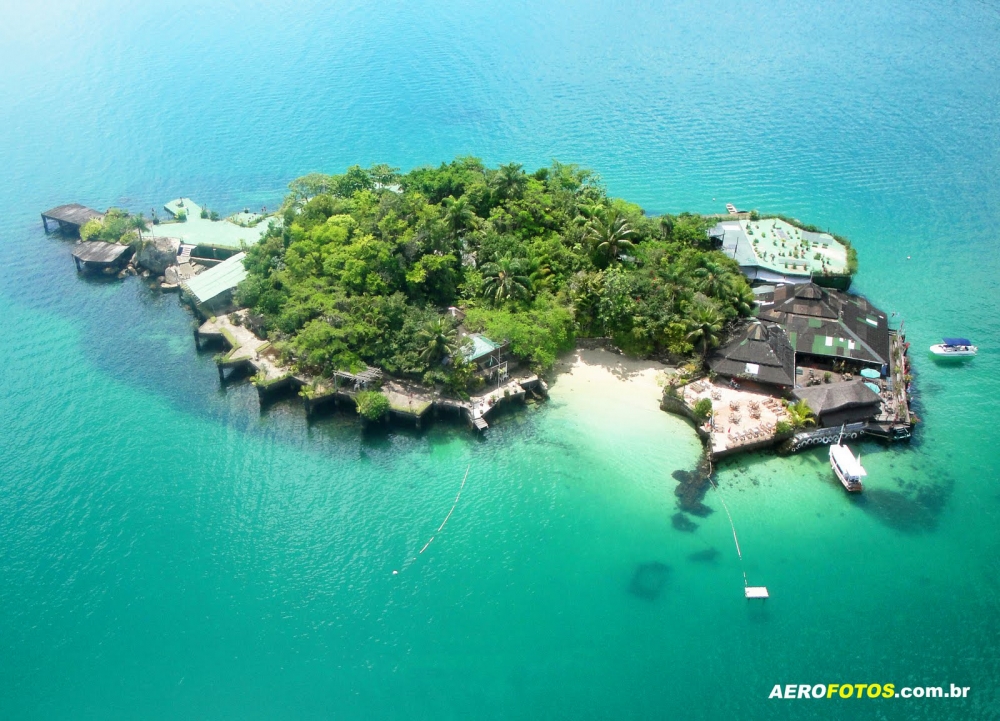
{"left": 462, "top": 333, "right": 508, "bottom": 370}
{"left": 181, "top": 252, "right": 247, "bottom": 315}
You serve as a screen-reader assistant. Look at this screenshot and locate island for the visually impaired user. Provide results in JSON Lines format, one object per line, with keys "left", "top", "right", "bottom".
{"left": 44, "top": 156, "right": 913, "bottom": 450}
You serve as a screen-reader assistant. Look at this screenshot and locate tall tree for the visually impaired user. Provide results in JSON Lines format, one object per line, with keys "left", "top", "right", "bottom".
{"left": 525, "top": 254, "right": 553, "bottom": 293}
{"left": 490, "top": 162, "right": 527, "bottom": 201}
{"left": 726, "top": 279, "right": 756, "bottom": 317}
{"left": 128, "top": 213, "right": 148, "bottom": 243}
{"left": 369, "top": 163, "right": 400, "bottom": 188}
{"left": 481, "top": 255, "right": 532, "bottom": 304}
{"left": 693, "top": 260, "right": 730, "bottom": 297}
{"left": 685, "top": 304, "right": 724, "bottom": 359}
{"left": 416, "top": 317, "right": 461, "bottom": 365}
{"left": 586, "top": 210, "right": 635, "bottom": 264}
{"left": 443, "top": 195, "right": 477, "bottom": 240}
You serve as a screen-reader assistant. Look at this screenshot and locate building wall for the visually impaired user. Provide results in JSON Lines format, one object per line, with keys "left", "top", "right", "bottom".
{"left": 819, "top": 404, "right": 880, "bottom": 428}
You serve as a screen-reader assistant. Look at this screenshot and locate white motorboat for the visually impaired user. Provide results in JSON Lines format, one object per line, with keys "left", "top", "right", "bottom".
{"left": 930, "top": 337, "right": 977, "bottom": 357}
{"left": 829, "top": 431, "right": 865, "bottom": 493}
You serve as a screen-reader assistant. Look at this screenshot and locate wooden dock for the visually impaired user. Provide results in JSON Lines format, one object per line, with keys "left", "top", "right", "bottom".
{"left": 42, "top": 204, "right": 104, "bottom": 235}
{"left": 70, "top": 241, "right": 132, "bottom": 271}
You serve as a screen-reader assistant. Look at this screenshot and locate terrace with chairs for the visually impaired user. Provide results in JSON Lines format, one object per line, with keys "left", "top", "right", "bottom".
{"left": 679, "top": 379, "right": 790, "bottom": 457}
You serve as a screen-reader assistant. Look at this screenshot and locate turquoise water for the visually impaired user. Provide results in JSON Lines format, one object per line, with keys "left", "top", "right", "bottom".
{"left": 2, "top": 0, "right": 1000, "bottom": 718}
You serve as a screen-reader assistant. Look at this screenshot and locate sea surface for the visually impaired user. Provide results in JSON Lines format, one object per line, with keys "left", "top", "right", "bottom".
{"left": 1, "top": 1, "right": 999, "bottom": 718}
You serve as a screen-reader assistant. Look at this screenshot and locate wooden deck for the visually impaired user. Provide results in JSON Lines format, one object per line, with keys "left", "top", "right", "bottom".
{"left": 42, "top": 204, "right": 104, "bottom": 234}
{"left": 70, "top": 241, "right": 132, "bottom": 270}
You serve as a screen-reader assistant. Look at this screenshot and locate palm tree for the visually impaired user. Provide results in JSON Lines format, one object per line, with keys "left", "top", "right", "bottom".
{"left": 784, "top": 400, "right": 817, "bottom": 429}
{"left": 659, "top": 214, "right": 675, "bottom": 239}
{"left": 525, "top": 254, "right": 553, "bottom": 293}
{"left": 727, "top": 280, "right": 756, "bottom": 317}
{"left": 481, "top": 255, "right": 532, "bottom": 304}
{"left": 586, "top": 210, "right": 635, "bottom": 264}
{"left": 128, "top": 213, "right": 148, "bottom": 243}
{"left": 685, "top": 304, "right": 724, "bottom": 359}
{"left": 490, "top": 162, "right": 527, "bottom": 201}
{"left": 693, "top": 260, "right": 732, "bottom": 298}
{"left": 574, "top": 201, "right": 604, "bottom": 227}
{"left": 416, "top": 317, "right": 460, "bottom": 365}
{"left": 369, "top": 163, "right": 400, "bottom": 188}
{"left": 443, "top": 195, "right": 476, "bottom": 240}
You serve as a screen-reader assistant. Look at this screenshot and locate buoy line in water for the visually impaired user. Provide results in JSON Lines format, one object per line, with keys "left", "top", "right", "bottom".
{"left": 393, "top": 464, "right": 471, "bottom": 576}
{"left": 708, "top": 477, "right": 749, "bottom": 588}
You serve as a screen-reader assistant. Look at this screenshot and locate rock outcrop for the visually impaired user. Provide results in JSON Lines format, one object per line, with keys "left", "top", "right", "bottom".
{"left": 164, "top": 262, "right": 198, "bottom": 285}
{"left": 135, "top": 236, "right": 179, "bottom": 274}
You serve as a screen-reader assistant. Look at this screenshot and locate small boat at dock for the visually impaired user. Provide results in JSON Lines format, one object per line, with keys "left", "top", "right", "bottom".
{"left": 929, "top": 337, "right": 977, "bottom": 357}
{"left": 830, "top": 428, "right": 865, "bottom": 493}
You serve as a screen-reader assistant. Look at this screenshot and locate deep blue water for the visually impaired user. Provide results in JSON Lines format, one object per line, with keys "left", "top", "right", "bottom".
{"left": 2, "top": 0, "right": 999, "bottom": 718}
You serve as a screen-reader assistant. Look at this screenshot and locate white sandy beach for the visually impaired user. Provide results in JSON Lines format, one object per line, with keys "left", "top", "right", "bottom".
{"left": 549, "top": 347, "right": 675, "bottom": 416}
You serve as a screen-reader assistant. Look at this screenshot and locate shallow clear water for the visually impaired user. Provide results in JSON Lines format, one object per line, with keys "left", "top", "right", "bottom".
{"left": 1, "top": 0, "right": 999, "bottom": 718}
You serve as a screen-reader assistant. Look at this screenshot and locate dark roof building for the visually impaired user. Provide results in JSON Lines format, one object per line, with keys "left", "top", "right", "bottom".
{"left": 793, "top": 380, "right": 882, "bottom": 427}
{"left": 708, "top": 321, "right": 796, "bottom": 388}
{"left": 756, "top": 282, "right": 890, "bottom": 366}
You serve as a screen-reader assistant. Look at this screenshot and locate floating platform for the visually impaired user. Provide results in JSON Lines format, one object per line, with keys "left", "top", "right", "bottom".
{"left": 745, "top": 586, "right": 769, "bottom": 599}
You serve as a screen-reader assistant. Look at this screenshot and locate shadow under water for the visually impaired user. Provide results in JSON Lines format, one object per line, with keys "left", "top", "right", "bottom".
{"left": 672, "top": 454, "right": 715, "bottom": 517}
{"left": 671, "top": 512, "right": 698, "bottom": 532}
{"left": 687, "top": 548, "right": 720, "bottom": 563}
{"left": 853, "top": 479, "right": 952, "bottom": 533}
{"left": 628, "top": 562, "right": 671, "bottom": 601}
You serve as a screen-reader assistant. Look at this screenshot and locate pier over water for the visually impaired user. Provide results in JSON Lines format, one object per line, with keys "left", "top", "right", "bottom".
{"left": 41, "top": 204, "right": 104, "bottom": 235}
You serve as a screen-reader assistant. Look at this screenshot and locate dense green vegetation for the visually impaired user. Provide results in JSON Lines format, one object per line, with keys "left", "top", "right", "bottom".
{"left": 784, "top": 399, "right": 817, "bottom": 429}
{"left": 80, "top": 208, "right": 148, "bottom": 245}
{"left": 236, "top": 158, "right": 756, "bottom": 392}
{"left": 693, "top": 398, "right": 713, "bottom": 420}
{"left": 355, "top": 390, "right": 391, "bottom": 421}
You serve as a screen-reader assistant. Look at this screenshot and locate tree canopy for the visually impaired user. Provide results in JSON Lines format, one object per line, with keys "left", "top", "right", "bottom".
{"left": 236, "top": 158, "right": 755, "bottom": 391}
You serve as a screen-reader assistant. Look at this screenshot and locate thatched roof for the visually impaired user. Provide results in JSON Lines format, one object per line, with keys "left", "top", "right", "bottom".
{"left": 708, "top": 321, "right": 796, "bottom": 387}
{"left": 793, "top": 379, "right": 880, "bottom": 416}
